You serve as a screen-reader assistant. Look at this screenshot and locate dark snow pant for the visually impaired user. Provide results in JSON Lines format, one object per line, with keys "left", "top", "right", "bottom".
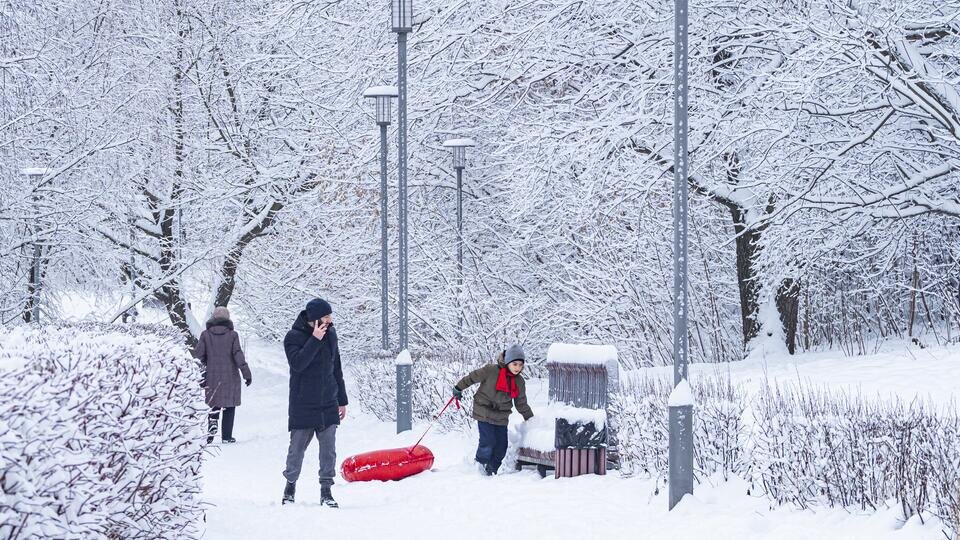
{"left": 476, "top": 421, "right": 508, "bottom": 473}
{"left": 208, "top": 407, "right": 236, "bottom": 441}
{"left": 283, "top": 425, "right": 338, "bottom": 487}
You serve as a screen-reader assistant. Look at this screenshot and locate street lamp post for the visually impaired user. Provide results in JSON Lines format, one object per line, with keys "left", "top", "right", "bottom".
{"left": 442, "top": 138, "right": 475, "bottom": 336}
{"left": 21, "top": 167, "right": 51, "bottom": 324}
{"left": 668, "top": 0, "right": 694, "bottom": 511}
{"left": 391, "top": 0, "right": 413, "bottom": 434}
{"left": 364, "top": 85, "right": 398, "bottom": 353}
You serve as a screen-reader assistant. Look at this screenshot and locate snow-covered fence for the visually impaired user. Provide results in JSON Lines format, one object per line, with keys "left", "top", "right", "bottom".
{"left": 0, "top": 323, "right": 207, "bottom": 539}
{"left": 753, "top": 384, "right": 960, "bottom": 535}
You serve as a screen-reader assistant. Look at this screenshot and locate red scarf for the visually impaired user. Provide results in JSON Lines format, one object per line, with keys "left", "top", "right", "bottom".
{"left": 495, "top": 367, "right": 519, "bottom": 398}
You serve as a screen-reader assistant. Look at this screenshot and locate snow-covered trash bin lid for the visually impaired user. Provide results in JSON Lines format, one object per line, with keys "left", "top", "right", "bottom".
{"left": 546, "top": 343, "right": 618, "bottom": 365}
{"left": 518, "top": 404, "right": 608, "bottom": 450}
{"left": 554, "top": 404, "right": 607, "bottom": 448}
{"left": 553, "top": 404, "right": 607, "bottom": 428}
{"left": 518, "top": 403, "right": 607, "bottom": 452}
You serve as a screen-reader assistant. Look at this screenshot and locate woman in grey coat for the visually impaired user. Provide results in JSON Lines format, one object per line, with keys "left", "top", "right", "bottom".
{"left": 194, "top": 306, "right": 252, "bottom": 443}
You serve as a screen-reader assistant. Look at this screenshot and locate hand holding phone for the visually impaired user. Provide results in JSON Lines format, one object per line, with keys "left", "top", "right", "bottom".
{"left": 312, "top": 320, "right": 328, "bottom": 341}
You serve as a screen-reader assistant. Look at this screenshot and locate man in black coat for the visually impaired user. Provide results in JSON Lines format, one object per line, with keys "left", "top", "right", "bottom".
{"left": 281, "top": 298, "right": 348, "bottom": 507}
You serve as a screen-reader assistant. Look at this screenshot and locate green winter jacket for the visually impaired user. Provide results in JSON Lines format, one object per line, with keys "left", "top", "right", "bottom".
{"left": 455, "top": 354, "right": 534, "bottom": 427}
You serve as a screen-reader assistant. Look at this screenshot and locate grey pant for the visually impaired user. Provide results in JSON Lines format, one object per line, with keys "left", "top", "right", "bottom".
{"left": 283, "top": 425, "right": 338, "bottom": 486}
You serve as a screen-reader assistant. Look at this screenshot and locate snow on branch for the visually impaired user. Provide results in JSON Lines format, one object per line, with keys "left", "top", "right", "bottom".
{"left": 801, "top": 162, "right": 958, "bottom": 218}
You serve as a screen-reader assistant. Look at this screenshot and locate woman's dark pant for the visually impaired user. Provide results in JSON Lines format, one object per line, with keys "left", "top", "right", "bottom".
{"left": 208, "top": 407, "right": 236, "bottom": 440}
{"left": 476, "top": 421, "right": 508, "bottom": 472}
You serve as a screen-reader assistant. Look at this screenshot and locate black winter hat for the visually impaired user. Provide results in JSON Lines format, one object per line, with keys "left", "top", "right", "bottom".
{"left": 306, "top": 298, "right": 332, "bottom": 321}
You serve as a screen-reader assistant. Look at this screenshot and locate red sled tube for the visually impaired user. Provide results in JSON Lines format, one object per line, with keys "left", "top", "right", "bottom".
{"left": 341, "top": 445, "right": 435, "bottom": 482}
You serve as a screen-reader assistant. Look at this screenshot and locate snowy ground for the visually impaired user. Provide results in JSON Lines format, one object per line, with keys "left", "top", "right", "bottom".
{"left": 632, "top": 342, "right": 960, "bottom": 406}
{"left": 200, "top": 341, "right": 954, "bottom": 539}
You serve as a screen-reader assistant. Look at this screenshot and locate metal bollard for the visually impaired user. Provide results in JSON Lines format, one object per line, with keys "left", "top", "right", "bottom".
{"left": 396, "top": 361, "right": 412, "bottom": 433}
{"left": 668, "top": 403, "right": 694, "bottom": 509}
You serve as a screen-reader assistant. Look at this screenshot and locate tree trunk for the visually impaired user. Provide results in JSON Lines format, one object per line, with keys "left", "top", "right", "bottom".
{"left": 211, "top": 201, "right": 283, "bottom": 309}
{"left": 23, "top": 256, "right": 38, "bottom": 323}
{"left": 776, "top": 278, "right": 801, "bottom": 354}
{"left": 907, "top": 265, "right": 919, "bottom": 337}
{"left": 730, "top": 205, "right": 763, "bottom": 346}
{"left": 729, "top": 207, "right": 801, "bottom": 354}
{"left": 157, "top": 0, "right": 196, "bottom": 347}
{"left": 724, "top": 148, "right": 798, "bottom": 355}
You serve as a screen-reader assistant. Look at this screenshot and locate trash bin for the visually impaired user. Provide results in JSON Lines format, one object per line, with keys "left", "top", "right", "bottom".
{"left": 554, "top": 417, "right": 607, "bottom": 478}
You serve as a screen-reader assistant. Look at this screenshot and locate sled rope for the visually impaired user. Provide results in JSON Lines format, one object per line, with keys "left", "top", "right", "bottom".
{"left": 409, "top": 395, "right": 461, "bottom": 453}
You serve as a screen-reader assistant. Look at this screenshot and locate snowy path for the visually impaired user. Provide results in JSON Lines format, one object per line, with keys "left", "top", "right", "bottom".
{"left": 200, "top": 342, "right": 950, "bottom": 539}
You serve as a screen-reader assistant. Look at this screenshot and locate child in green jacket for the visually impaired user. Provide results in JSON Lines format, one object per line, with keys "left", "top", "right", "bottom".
{"left": 453, "top": 344, "right": 534, "bottom": 475}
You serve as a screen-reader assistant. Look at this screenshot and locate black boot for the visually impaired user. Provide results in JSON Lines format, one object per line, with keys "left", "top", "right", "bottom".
{"left": 282, "top": 482, "right": 296, "bottom": 505}
{"left": 206, "top": 418, "right": 217, "bottom": 444}
{"left": 320, "top": 486, "right": 339, "bottom": 508}
{"left": 220, "top": 407, "right": 236, "bottom": 443}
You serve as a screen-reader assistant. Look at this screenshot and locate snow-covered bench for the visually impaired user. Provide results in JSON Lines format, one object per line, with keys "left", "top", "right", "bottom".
{"left": 516, "top": 343, "right": 619, "bottom": 478}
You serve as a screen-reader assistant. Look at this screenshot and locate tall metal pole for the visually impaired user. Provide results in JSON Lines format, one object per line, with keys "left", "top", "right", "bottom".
{"left": 668, "top": 0, "right": 694, "bottom": 511}
{"left": 379, "top": 123, "right": 390, "bottom": 352}
{"left": 395, "top": 24, "right": 412, "bottom": 434}
{"left": 397, "top": 32, "right": 409, "bottom": 354}
{"left": 456, "top": 166, "right": 463, "bottom": 334}
{"left": 443, "top": 138, "right": 473, "bottom": 340}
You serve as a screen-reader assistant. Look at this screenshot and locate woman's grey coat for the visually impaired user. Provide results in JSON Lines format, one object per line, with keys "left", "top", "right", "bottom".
{"left": 194, "top": 318, "right": 252, "bottom": 408}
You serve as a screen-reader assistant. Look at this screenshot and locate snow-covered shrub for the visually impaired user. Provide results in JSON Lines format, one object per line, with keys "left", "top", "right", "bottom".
{"left": 610, "top": 373, "right": 748, "bottom": 481}
{"left": 753, "top": 384, "right": 960, "bottom": 536}
{"left": 693, "top": 375, "right": 749, "bottom": 481}
{"left": 349, "top": 350, "right": 400, "bottom": 424}
{"left": 608, "top": 377, "right": 668, "bottom": 478}
{"left": 349, "top": 348, "right": 482, "bottom": 432}
{"left": 0, "top": 323, "right": 207, "bottom": 539}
